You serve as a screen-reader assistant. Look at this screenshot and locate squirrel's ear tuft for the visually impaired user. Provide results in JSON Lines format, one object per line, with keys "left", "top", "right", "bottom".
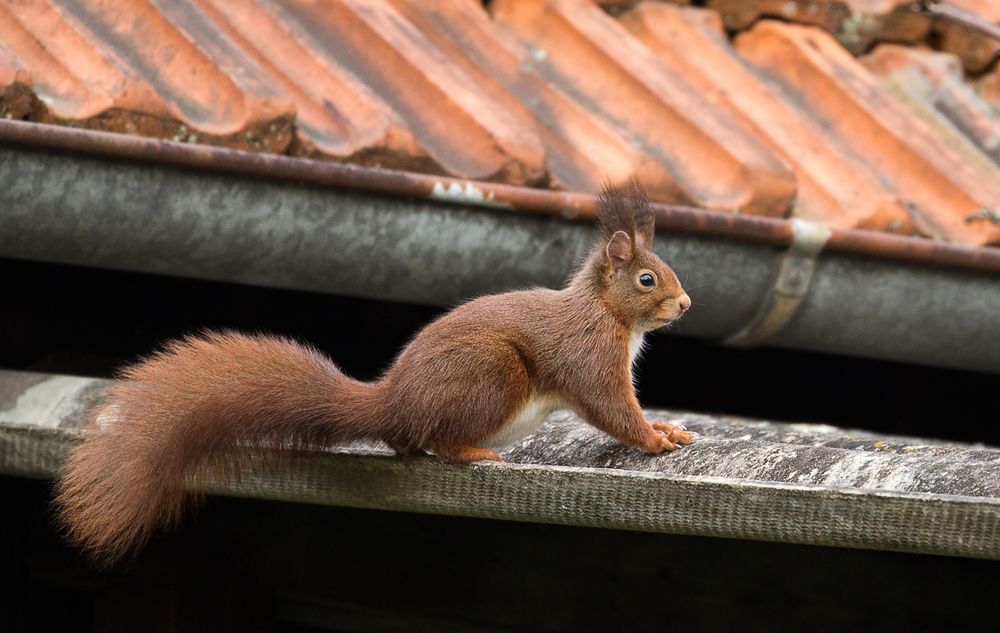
{"left": 598, "top": 180, "right": 654, "bottom": 249}
{"left": 630, "top": 182, "right": 655, "bottom": 249}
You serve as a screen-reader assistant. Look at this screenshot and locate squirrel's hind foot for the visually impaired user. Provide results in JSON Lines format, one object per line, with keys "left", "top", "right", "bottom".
{"left": 386, "top": 439, "right": 428, "bottom": 457}
{"left": 428, "top": 443, "right": 505, "bottom": 464}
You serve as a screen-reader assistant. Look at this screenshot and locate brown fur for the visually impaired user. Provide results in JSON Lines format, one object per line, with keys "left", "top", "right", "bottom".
{"left": 54, "top": 182, "right": 692, "bottom": 565}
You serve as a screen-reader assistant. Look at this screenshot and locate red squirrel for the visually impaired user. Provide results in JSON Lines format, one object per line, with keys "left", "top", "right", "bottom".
{"left": 54, "top": 182, "right": 693, "bottom": 564}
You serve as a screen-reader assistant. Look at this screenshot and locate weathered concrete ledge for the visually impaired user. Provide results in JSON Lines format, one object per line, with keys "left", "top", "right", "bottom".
{"left": 1, "top": 369, "right": 998, "bottom": 559}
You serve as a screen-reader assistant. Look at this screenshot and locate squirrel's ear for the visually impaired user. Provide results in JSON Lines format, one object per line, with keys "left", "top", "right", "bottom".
{"left": 605, "top": 230, "right": 632, "bottom": 273}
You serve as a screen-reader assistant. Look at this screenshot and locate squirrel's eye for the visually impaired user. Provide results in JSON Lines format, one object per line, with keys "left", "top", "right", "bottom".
{"left": 639, "top": 273, "right": 655, "bottom": 287}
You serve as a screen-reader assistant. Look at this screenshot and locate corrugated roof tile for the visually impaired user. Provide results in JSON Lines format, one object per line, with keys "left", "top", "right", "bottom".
{"left": 0, "top": 2, "right": 115, "bottom": 122}
{"left": 385, "top": 0, "right": 675, "bottom": 195}
{"left": 197, "top": 0, "right": 430, "bottom": 170}
{"left": 1, "top": 0, "right": 295, "bottom": 151}
{"left": 707, "top": 0, "right": 930, "bottom": 53}
{"left": 492, "top": 0, "right": 798, "bottom": 215}
{"left": 0, "top": 0, "right": 998, "bottom": 249}
{"left": 935, "top": 0, "right": 1000, "bottom": 73}
{"left": 736, "top": 20, "right": 1000, "bottom": 246}
{"left": 977, "top": 65, "right": 1000, "bottom": 111}
{"left": 0, "top": 38, "right": 38, "bottom": 121}
{"left": 945, "top": 0, "right": 1000, "bottom": 21}
{"left": 708, "top": 0, "right": 1000, "bottom": 73}
{"left": 268, "top": 0, "right": 547, "bottom": 185}
{"left": 621, "top": 3, "right": 915, "bottom": 233}
{"left": 864, "top": 44, "right": 1000, "bottom": 167}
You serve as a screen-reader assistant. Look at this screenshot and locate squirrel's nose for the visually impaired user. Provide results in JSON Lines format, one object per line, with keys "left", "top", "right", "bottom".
{"left": 678, "top": 293, "right": 691, "bottom": 313}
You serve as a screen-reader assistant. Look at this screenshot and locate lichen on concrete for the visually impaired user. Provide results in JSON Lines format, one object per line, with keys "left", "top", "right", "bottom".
{"left": 2, "top": 370, "right": 998, "bottom": 501}
{"left": 502, "top": 409, "right": 1000, "bottom": 499}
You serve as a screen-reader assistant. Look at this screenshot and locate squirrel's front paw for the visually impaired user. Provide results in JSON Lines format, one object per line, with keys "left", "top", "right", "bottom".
{"left": 651, "top": 421, "right": 697, "bottom": 449}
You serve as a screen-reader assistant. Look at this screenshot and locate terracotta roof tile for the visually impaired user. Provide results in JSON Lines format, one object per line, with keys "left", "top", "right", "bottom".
{"left": 621, "top": 4, "right": 915, "bottom": 233}
{"left": 0, "top": 38, "right": 38, "bottom": 121}
{"left": 1, "top": 0, "right": 295, "bottom": 151}
{"left": 269, "top": 0, "right": 547, "bottom": 185}
{"left": 385, "top": 0, "right": 673, "bottom": 194}
{"left": 935, "top": 0, "right": 1000, "bottom": 73}
{"left": 492, "top": 0, "right": 798, "bottom": 215}
{"left": 736, "top": 20, "right": 1000, "bottom": 246}
{"left": 0, "top": 2, "right": 113, "bottom": 122}
{"left": 946, "top": 0, "right": 1000, "bottom": 21}
{"left": 594, "top": 0, "right": 690, "bottom": 8}
{"left": 977, "top": 65, "right": 1000, "bottom": 110}
{"left": 0, "top": 0, "right": 998, "bottom": 248}
{"left": 863, "top": 44, "right": 1000, "bottom": 166}
{"left": 196, "top": 0, "right": 431, "bottom": 170}
{"left": 707, "top": 0, "right": 930, "bottom": 53}
{"left": 708, "top": 0, "right": 1000, "bottom": 73}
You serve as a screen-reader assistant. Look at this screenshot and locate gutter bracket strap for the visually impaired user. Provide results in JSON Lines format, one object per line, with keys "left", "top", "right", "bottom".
{"left": 724, "top": 219, "right": 831, "bottom": 347}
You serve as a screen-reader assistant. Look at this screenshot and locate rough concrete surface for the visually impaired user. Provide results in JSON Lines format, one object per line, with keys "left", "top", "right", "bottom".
{"left": 1, "top": 369, "right": 998, "bottom": 558}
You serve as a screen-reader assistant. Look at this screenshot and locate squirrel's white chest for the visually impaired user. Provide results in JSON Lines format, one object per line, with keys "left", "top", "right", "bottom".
{"left": 629, "top": 330, "right": 646, "bottom": 367}
{"left": 480, "top": 333, "right": 645, "bottom": 450}
{"left": 484, "top": 393, "right": 566, "bottom": 449}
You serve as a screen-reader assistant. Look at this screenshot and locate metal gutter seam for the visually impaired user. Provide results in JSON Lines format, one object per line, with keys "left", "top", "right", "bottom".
{"left": 725, "top": 218, "right": 832, "bottom": 347}
{"left": 1, "top": 120, "right": 998, "bottom": 274}
{"left": 2, "top": 370, "right": 998, "bottom": 560}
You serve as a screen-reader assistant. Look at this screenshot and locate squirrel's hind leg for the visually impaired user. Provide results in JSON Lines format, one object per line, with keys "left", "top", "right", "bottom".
{"left": 427, "top": 443, "right": 504, "bottom": 464}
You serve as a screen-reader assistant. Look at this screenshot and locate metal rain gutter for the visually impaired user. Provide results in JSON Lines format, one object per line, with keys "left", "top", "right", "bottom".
{"left": 1, "top": 120, "right": 998, "bottom": 372}
{"left": 3, "top": 120, "right": 998, "bottom": 273}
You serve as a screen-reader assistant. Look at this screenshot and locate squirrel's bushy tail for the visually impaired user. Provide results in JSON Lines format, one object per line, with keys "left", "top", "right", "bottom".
{"left": 54, "top": 331, "right": 383, "bottom": 565}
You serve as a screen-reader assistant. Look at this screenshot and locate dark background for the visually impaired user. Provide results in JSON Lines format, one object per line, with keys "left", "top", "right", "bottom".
{"left": 4, "top": 475, "right": 1000, "bottom": 633}
{"left": 2, "top": 256, "right": 998, "bottom": 631}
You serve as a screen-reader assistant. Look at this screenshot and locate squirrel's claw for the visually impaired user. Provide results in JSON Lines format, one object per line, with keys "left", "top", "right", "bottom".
{"left": 651, "top": 421, "right": 698, "bottom": 447}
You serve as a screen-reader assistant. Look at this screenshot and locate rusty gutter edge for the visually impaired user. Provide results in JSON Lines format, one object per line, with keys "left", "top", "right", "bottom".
{"left": 1, "top": 119, "right": 997, "bottom": 275}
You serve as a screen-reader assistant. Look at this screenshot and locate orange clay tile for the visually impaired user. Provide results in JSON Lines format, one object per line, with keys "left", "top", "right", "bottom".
{"left": 0, "top": 0, "right": 295, "bottom": 152}
{"left": 256, "top": 0, "right": 546, "bottom": 185}
{"left": 977, "top": 67, "right": 1000, "bottom": 111}
{"left": 866, "top": 65, "right": 1000, "bottom": 188}
{"left": 946, "top": 0, "right": 1000, "bottom": 21}
{"left": 384, "top": 0, "right": 683, "bottom": 196}
{"left": 707, "top": 0, "right": 930, "bottom": 53}
{"left": 709, "top": 0, "right": 852, "bottom": 32}
{"left": 863, "top": 45, "right": 1000, "bottom": 167}
{"left": 492, "top": 0, "right": 797, "bottom": 215}
{"left": 620, "top": 4, "right": 915, "bottom": 234}
{"left": 0, "top": 2, "right": 115, "bottom": 122}
{"left": 194, "top": 0, "right": 429, "bottom": 172}
{"left": 711, "top": 0, "right": 1000, "bottom": 72}
{"left": 595, "top": 0, "right": 690, "bottom": 11}
{"left": 737, "top": 21, "right": 1000, "bottom": 247}
{"left": 934, "top": 0, "right": 1000, "bottom": 73}
{"left": 0, "top": 39, "right": 39, "bottom": 121}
